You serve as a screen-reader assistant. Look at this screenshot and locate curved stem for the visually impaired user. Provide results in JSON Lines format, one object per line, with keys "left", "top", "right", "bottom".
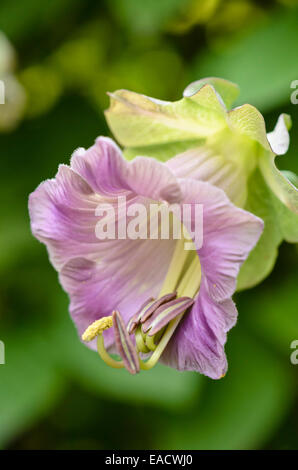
{"left": 97, "top": 334, "right": 124, "bottom": 369}
{"left": 139, "top": 313, "right": 183, "bottom": 370}
{"left": 145, "top": 334, "right": 157, "bottom": 351}
{"left": 135, "top": 327, "right": 150, "bottom": 353}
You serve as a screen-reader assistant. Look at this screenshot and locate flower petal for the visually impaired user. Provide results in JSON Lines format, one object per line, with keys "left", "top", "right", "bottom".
{"left": 70, "top": 137, "right": 128, "bottom": 196}
{"left": 238, "top": 168, "right": 298, "bottom": 290}
{"left": 29, "top": 137, "right": 186, "bottom": 346}
{"left": 71, "top": 137, "right": 182, "bottom": 202}
{"left": 105, "top": 88, "right": 226, "bottom": 148}
{"left": 166, "top": 146, "right": 247, "bottom": 207}
{"left": 161, "top": 282, "right": 237, "bottom": 379}
{"left": 177, "top": 178, "right": 264, "bottom": 301}
{"left": 29, "top": 164, "right": 100, "bottom": 270}
{"left": 29, "top": 137, "right": 182, "bottom": 271}
{"left": 267, "top": 113, "right": 291, "bottom": 156}
{"left": 183, "top": 77, "right": 239, "bottom": 110}
{"left": 228, "top": 104, "right": 271, "bottom": 151}
{"left": 59, "top": 232, "right": 175, "bottom": 349}
{"left": 259, "top": 149, "right": 298, "bottom": 214}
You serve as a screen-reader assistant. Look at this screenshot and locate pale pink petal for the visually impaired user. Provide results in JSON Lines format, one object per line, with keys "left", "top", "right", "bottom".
{"left": 178, "top": 178, "right": 264, "bottom": 302}
{"left": 162, "top": 282, "right": 237, "bottom": 379}
{"left": 29, "top": 137, "right": 181, "bottom": 270}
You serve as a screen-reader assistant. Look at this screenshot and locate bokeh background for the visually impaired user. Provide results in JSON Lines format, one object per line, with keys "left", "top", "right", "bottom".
{"left": 0, "top": 0, "right": 298, "bottom": 450}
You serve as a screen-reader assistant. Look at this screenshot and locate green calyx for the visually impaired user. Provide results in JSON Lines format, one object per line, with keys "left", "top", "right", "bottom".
{"left": 105, "top": 77, "right": 298, "bottom": 290}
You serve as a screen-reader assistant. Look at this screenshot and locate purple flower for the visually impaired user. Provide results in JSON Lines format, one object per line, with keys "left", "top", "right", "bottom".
{"left": 29, "top": 137, "right": 263, "bottom": 379}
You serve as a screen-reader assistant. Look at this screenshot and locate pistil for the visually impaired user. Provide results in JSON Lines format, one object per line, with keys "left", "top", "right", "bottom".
{"left": 97, "top": 334, "right": 124, "bottom": 369}
{"left": 82, "top": 316, "right": 125, "bottom": 370}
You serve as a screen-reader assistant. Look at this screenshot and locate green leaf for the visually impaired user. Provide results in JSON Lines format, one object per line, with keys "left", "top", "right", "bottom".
{"left": 107, "top": 0, "right": 185, "bottom": 35}
{"left": 124, "top": 139, "right": 203, "bottom": 161}
{"left": 107, "top": 85, "right": 297, "bottom": 292}
{"left": 259, "top": 151, "right": 298, "bottom": 215}
{"left": 259, "top": 114, "right": 298, "bottom": 215}
{"left": 281, "top": 170, "right": 298, "bottom": 188}
{"left": 0, "top": 0, "right": 82, "bottom": 41}
{"left": 183, "top": 82, "right": 228, "bottom": 116}
{"left": 183, "top": 77, "right": 239, "bottom": 110}
{"left": 105, "top": 87, "right": 226, "bottom": 148}
{"left": 238, "top": 168, "right": 298, "bottom": 290}
{"left": 0, "top": 327, "right": 64, "bottom": 447}
{"left": 240, "top": 273, "right": 298, "bottom": 357}
{"left": 194, "top": 7, "right": 298, "bottom": 112}
{"left": 228, "top": 104, "right": 270, "bottom": 151}
{"left": 238, "top": 169, "right": 282, "bottom": 290}
{"left": 271, "top": 189, "right": 298, "bottom": 243}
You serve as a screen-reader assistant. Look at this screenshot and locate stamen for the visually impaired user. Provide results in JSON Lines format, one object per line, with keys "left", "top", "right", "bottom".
{"left": 138, "top": 251, "right": 201, "bottom": 371}
{"left": 82, "top": 316, "right": 124, "bottom": 369}
{"left": 82, "top": 316, "right": 113, "bottom": 342}
{"left": 133, "top": 294, "right": 178, "bottom": 352}
{"left": 142, "top": 297, "right": 194, "bottom": 336}
{"left": 135, "top": 325, "right": 150, "bottom": 353}
{"left": 139, "top": 292, "right": 177, "bottom": 324}
{"left": 127, "top": 298, "right": 155, "bottom": 335}
{"left": 113, "top": 310, "right": 140, "bottom": 375}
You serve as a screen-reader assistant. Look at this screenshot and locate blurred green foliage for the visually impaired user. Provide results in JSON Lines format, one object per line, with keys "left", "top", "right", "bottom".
{"left": 0, "top": 0, "right": 297, "bottom": 450}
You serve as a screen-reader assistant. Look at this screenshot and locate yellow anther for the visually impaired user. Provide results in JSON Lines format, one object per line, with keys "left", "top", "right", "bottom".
{"left": 82, "top": 316, "right": 113, "bottom": 342}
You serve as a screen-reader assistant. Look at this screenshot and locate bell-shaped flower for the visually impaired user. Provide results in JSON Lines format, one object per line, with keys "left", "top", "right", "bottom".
{"left": 29, "top": 137, "right": 263, "bottom": 378}
{"left": 105, "top": 77, "right": 298, "bottom": 289}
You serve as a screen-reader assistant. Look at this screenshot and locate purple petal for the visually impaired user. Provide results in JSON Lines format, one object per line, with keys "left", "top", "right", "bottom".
{"left": 178, "top": 178, "right": 264, "bottom": 302}
{"left": 29, "top": 135, "right": 263, "bottom": 376}
{"left": 71, "top": 137, "right": 182, "bottom": 202}
{"left": 161, "top": 282, "right": 237, "bottom": 379}
{"left": 159, "top": 178, "right": 263, "bottom": 376}
{"left": 29, "top": 137, "right": 182, "bottom": 272}
{"left": 166, "top": 147, "right": 247, "bottom": 206}
{"left": 29, "top": 165, "right": 100, "bottom": 270}
{"left": 59, "top": 233, "right": 176, "bottom": 349}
